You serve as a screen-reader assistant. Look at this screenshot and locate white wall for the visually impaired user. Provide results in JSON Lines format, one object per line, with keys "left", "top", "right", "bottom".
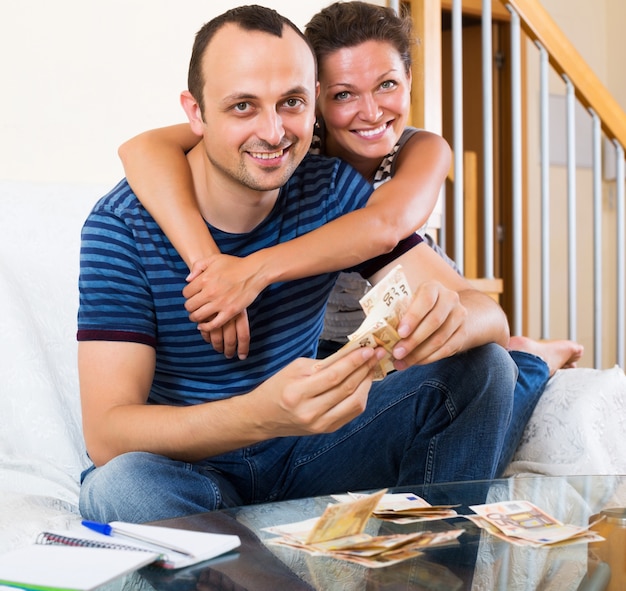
{"left": 2, "top": 0, "right": 622, "bottom": 187}
{"left": 0, "top": 1, "right": 333, "bottom": 185}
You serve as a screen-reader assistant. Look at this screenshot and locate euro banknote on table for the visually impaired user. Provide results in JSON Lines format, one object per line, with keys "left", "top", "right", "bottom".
{"left": 333, "top": 491, "right": 460, "bottom": 524}
{"left": 263, "top": 489, "right": 463, "bottom": 568}
{"left": 466, "top": 500, "right": 605, "bottom": 547}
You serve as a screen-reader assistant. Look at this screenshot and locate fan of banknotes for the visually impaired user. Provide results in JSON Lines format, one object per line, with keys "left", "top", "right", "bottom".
{"left": 263, "top": 489, "right": 463, "bottom": 568}
{"left": 317, "top": 264, "right": 412, "bottom": 380}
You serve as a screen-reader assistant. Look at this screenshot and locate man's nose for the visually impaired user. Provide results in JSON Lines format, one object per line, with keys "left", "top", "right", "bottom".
{"left": 257, "top": 109, "right": 285, "bottom": 146}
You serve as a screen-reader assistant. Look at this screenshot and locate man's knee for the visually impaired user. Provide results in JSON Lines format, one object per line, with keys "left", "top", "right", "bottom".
{"left": 79, "top": 452, "right": 221, "bottom": 523}
{"left": 80, "top": 452, "right": 156, "bottom": 522}
{"left": 448, "top": 344, "right": 516, "bottom": 419}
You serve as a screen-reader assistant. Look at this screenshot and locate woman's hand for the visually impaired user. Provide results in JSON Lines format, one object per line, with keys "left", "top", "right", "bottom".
{"left": 182, "top": 253, "right": 267, "bottom": 359}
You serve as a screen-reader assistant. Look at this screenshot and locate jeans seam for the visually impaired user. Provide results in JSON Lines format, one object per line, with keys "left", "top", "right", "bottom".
{"left": 196, "top": 464, "right": 224, "bottom": 508}
{"left": 420, "top": 379, "right": 454, "bottom": 484}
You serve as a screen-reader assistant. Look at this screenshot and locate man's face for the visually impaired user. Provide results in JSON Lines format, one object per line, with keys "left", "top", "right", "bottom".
{"left": 196, "top": 24, "right": 317, "bottom": 193}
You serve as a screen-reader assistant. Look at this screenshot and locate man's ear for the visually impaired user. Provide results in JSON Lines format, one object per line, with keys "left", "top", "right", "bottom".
{"left": 180, "top": 91, "right": 205, "bottom": 136}
{"left": 314, "top": 82, "right": 321, "bottom": 118}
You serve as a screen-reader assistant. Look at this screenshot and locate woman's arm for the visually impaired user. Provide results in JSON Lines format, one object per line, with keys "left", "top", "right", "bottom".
{"left": 119, "top": 124, "right": 252, "bottom": 360}
{"left": 184, "top": 131, "right": 452, "bottom": 330}
{"left": 266, "top": 130, "right": 450, "bottom": 275}
{"left": 119, "top": 125, "right": 451, "bottom": 333}
{"left": 118, "top": 124, "right": 211, "bottom": 269}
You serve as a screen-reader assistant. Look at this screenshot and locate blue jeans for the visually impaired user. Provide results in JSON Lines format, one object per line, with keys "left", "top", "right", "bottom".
{"left": 496, "top": 350, "right": 550, "bottom": 476}
{"left": 79, "top": 343, "right": 516, "bottom": 523}
{"left": 320, "top": 343, "right": 550, "bottom": 478}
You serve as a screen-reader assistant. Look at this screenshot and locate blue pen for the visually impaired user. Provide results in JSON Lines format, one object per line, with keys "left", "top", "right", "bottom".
{"left": 81, "top": 520, "right": 194, "bottom": 557}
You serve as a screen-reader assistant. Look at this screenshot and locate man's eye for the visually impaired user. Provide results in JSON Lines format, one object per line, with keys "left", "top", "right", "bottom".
{"left": 234, "top": 102, "right": 249, "bottom": 112}
{"left": 285, "top": 98, "right": 303, "bottom": 108}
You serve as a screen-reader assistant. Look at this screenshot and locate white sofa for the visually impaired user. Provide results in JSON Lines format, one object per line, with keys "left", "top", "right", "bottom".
{"left": 2, "top": 179, "right": 626, "bottom": 555}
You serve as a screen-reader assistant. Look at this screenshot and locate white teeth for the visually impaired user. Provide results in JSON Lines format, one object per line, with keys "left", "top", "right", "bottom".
{"left": 355, "top": 123, "right": 387, "bottom": 137}
{"left": 250, "top": 149, "right": 284, "bottom": 159}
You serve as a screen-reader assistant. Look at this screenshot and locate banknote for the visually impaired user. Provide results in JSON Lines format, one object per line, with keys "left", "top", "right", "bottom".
{"left": 263, "top": 488, "right": 464, "bottom": 568}
{"left": 468, "top": 500, "right": 605, "bottom": 547}
{"left": 305, "top": 488, "right": 387, "bottom": 544}
{"left": 358, "top": 264, "right": 413, "bottom": 323}
{"left": 316, "top": 264, "right": 413, "bottom": 379}
{"left": 267, "top": 528, "right": 464, "bottom": 568}
{"left": 333, "top": 492, "right": 459, "bottom": 523}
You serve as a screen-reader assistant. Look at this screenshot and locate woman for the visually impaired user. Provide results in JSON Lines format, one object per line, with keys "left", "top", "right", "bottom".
{"left": 118, "top": 1, "right": 582, "bottom": 474}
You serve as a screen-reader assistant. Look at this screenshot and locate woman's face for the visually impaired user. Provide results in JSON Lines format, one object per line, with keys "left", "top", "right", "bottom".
{"left": 317, "top": 39, "right": 412, "bottom": 175}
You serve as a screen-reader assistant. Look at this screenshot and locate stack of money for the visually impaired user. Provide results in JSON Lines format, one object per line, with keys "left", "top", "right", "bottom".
{"left": 333, "top": 491, "right": 459, "bottom": 524}
{"left": 263, "top": 489, "right": 464, "bottom": 568}
{"left": 319, "top": 264, "right": 413, "bottom": 379}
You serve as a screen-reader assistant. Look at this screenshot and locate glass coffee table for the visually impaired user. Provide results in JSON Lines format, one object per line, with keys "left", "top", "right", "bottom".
{"left": 111, "top": 475, "right": 626, "bottom": 591}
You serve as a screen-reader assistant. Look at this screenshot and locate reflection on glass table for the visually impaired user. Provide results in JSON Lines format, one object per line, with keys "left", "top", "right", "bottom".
{"left": 108, "top": 475, "right": 626, "bottom": 591}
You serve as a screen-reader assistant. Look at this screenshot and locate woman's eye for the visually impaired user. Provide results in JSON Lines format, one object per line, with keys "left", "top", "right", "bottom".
{"left": 334, "top": 91, "right": 351, "bottom": 101}
{"left": 380, "top": 80, "right": 397, "bottom": 90}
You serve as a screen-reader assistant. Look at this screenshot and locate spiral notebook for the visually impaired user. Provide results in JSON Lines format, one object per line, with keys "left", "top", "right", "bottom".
{"left": 0, "top": 544, "right": 158, "bottom": 591}
{"left": 0, "top": 521, "right": 241, "bottom": 591}
{"left": 36, "top": 521, "right": 241, "bottom": 569}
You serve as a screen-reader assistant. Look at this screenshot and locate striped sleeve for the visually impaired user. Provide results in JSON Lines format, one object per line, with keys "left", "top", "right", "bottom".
{"left": 77, "top": 193, "right": 157, "bottom": 345}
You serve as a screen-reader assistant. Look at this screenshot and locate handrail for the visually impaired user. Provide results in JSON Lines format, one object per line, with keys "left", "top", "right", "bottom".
{"left": 507, "top": 0, "right": 626, "bottom": 148}
{"left": 406, "top": 0, "right": 626, "bottom": 367}
{"left": 440, "top": 0, "right": 509, "bottom": 20}
{"left": 435, "top": 0, "right": 626, "bottom": 147}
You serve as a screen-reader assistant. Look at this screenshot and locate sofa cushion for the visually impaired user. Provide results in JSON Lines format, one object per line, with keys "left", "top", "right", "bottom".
{"left": 0, "top": 181, "right": 106, "bottom": 550}
{"left": 506, "top": 365, "right": 626, "bottom": 476}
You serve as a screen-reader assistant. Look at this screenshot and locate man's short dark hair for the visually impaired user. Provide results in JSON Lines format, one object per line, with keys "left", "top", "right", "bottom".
{"left": 187, "top": 5, "right": 317, "bottom": 116}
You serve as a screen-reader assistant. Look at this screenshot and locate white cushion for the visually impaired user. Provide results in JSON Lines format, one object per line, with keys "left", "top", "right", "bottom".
{"left": 0, "top": 181, "right": 106, "bottom": 550}
{"left": 506, "top": 365, "right": 626, "bottom": 476}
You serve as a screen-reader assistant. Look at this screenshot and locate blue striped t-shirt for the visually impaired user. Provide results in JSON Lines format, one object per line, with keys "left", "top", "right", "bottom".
{"left": 78, "top": 154, "right": 382, "bottom": 405}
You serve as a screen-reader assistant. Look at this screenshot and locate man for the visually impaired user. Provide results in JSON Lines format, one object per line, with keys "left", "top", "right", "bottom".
{"left": 78, "top": 5, "right": 516, "bottom": 524}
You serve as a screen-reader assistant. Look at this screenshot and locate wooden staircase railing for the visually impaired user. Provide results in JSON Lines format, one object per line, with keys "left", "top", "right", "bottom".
{"left": 403, "top": 0, "right": 626, "bottom": 368}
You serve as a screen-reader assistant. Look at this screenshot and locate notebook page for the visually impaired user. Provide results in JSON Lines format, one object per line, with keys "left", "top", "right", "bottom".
{"left": 0, "top": 544, "right": 157, "bottom": 591}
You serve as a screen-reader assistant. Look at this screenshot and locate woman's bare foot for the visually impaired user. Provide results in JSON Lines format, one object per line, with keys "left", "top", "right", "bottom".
{"left": 508, "top": 336, "right": 584, "bottom": 377}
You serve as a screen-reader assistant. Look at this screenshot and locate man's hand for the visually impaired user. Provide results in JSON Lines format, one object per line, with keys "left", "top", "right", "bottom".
{"left": 197, "top": 311, "right": 251, "bottom": 360}
{"left": 79, "top": 339, "right": 384, "bottom": 466}
{"left": 251, "top": 346, "right": 385, "bottom": 437}
{"left": 183, "top": 254, "right": 266, "bottom": 359}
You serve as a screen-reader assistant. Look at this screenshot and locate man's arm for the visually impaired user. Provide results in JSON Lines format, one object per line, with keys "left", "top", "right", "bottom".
{"left": 367, "top": 242, "right": 510, "bottom": 369}
{"left": 79, "top": 340, "right": 383, "bottom": 466}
